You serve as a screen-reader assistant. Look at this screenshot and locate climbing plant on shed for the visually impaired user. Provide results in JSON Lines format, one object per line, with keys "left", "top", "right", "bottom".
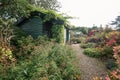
{"left": 52, "top": 24, "right": 64, "bottom": 44}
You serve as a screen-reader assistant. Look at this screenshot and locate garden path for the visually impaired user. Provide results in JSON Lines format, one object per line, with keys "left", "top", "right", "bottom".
{"left": 72, "top": 44, "right": 107, "bottom": 80}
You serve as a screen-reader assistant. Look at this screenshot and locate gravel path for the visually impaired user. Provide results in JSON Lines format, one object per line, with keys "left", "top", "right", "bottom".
{"left": 72, "top": 44, "right": 107, "bottom": 80}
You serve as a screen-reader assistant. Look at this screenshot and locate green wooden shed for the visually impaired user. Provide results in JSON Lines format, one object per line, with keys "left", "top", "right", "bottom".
{"left": 17, "top": 11, "right": 70, "bottom": 43}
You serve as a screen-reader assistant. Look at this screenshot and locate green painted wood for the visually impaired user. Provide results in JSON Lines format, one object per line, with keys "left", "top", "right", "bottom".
{"left": 21, "top": 17, "right": 43, "bottom": 38}
{"left": 66, "top": 29, "right": 70, "bottom": 42}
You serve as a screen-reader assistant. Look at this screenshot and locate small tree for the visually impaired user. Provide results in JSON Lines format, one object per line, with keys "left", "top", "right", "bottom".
{"left": 0, "top": 0, "right": 32, "bottom": 19}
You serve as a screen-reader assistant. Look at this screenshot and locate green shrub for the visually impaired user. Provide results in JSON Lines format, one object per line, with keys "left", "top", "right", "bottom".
{"left": 12, "top": 35, "right": 35, "bottom": 59}
{"left": 80, "top": 37, "right": 86, "bottom": 43}
{"left": 83, "top": 48, "right": 102, "bottom": 57}
{"left": 47, "top": 44, "right": 80, "bottom": 80}
{"left": 102, "top": 46, "right": 113, "bottom": 58}
{"left": 70, "top": 38, "right": 81, "bottom": 44}
{"left": 12, "top": 35, "right": 50, "bottom": 60}
{"left": 83, "top": 46, "right": 113, "bottom": 58}
{"left": 34, "top": 35, "right": 50, "bottom": 46}
{"left": 80, "top": 43, "right": 96, "bottom": 48}
{"left": 0, "top": 43, "right": 81, "bottom": 80}
{"left": 106, "top": 59, "right": 118, "bottom": 70}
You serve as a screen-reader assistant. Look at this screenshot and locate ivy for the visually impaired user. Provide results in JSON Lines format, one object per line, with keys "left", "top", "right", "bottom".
{"left": 30, "top": 7, "right": 66, "bottom": 23}
{"left": 51, "top": 24, "right": 64, "bottom": 44}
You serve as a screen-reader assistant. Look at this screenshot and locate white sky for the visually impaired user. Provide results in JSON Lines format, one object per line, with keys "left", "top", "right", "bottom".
{"left": 58, "top": 0, "right": 120, "bottom": 27}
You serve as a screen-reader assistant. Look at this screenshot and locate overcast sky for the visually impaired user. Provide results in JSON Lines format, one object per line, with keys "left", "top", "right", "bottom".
{"left": 58, "top": 0, "right": 120, "bottom": 27}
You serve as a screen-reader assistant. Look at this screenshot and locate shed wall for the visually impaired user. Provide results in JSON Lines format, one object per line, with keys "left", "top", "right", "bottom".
{"left": 20, "top": 17, "right": 43, "bottom": 38}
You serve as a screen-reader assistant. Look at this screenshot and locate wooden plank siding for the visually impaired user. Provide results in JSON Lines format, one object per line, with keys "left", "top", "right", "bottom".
{"left": 20, "top": 17, "right": 43, "bottom": 38}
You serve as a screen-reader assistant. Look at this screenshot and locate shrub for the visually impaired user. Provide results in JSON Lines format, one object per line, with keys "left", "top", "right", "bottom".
{"left": 12, "top": 35, "right": 51, "bottom": 60}
{"left": 80, "top": 43, "right": 96, "bottom": 48}
{"left": 102, "top": 46, "right": 113, "bottom": 58}
{"left": 0, "top": 47, "right": 16, "bottom": 66}
{"left": 47, "top": 44, "right": 80, "bottom": 80}
{"left": 0, "top": 19, "right": 16, "bottom": 65}
{"left": 34, "top": 35, "right": 50, "bottom": 46}
{"left": 86, "top": 37, "right": 100, "bottom": 43}
{"left": 0, "top": 43, "right": 81, "bottom": 80}
{"left": 83, "top": 48, "right": 103, "bottom": 58}
{"left": 80, "top": 37, "right": 86, "bottom": 43}
{"left": 106, "top": 59, "right": 118, "bottom": 70}
{"left": 12, "top": 36, "right": 35, "bottom": 59}
{"left": 83, "top": 47, "right": 113, "bottom": 58}
{"left": 70, "top": 38, "right": 81, "bottom": 44}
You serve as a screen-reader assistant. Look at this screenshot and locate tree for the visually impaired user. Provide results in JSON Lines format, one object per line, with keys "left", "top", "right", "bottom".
{"left": 72, "top": 27, "right": 88, "bottom": 34}
{"left": 0, "top": 0, "right": 32, "bottom": 19}
{"left": 111, "top": 16, "right": 120, "bottom": 30}
{"left": 0, "top": 0, "right": 33, "bottom": 48}
{"left": 29, "top": 0, "right": 61, "bottom": 11}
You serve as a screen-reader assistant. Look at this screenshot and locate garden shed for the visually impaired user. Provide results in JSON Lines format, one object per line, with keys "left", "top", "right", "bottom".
{"left": 17, "top": 10, "right": 70, "bottom": 44}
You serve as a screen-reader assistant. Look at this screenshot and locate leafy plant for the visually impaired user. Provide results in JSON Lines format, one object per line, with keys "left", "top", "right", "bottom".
{"left": 80, "top": 43, "right": 96, "bottom": 48}
{"left": 84, "top": 48, "right": 103, "bottom": 58}
{"left": 12, "top": 35, "right": 35, "bottom": 59}
{"left": 106, "top": 59, "right": 118, "bottom": 70}
{"left": 0, "top": 43, "right": 81, "bottom": 80}
{"left": 0, "top": 18, "right": 15, "bottom": 65}
{"left": 51, "top": 24, "right": 64, "bottom": 44}
{"left": 102, "top": 46, "right": 113, "bottom": 58}
{"left": 70, "top": 38, "right": 81, "bottom": 44}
